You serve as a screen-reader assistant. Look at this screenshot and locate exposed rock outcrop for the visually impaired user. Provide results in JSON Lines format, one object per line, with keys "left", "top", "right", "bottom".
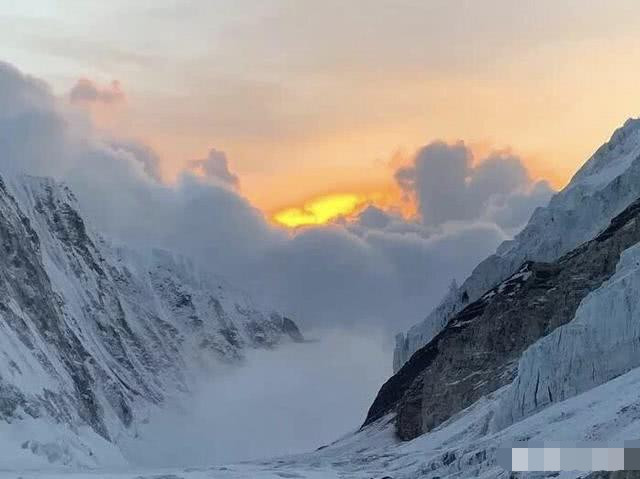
{"left": 366, "top": 197, "right": 640, "bottom": 441}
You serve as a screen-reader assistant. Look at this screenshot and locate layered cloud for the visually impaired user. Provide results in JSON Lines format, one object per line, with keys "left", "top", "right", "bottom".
{"left": 0, "top": 60, "right": 555, "bottom": 334}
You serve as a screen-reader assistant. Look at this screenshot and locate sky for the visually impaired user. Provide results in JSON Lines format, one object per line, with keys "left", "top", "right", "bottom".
{"left": 2, "top": 0, "right": 640, "bottom": 218}
{"left": 1, "top": 0, "right": 640, "bottom": 466}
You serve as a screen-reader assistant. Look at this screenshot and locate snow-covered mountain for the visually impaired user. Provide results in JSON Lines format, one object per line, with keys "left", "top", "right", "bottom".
{"left": 7, "top": 116, "right": 640, "bottom": 479}
{"left": 0, "top": 174, "right": 303, "bottom": 469}
{"left": 394, "top": 117, "right": 640, "bottom": 372}
{"left": 186, "top": 118, "right": 640, "bottom": 479}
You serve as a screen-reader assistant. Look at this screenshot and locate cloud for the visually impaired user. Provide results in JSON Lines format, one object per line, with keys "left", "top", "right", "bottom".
{"left": 483, "top": 179, "right": 554, "bottom": 233}
{"left": 395, "top": 141, "right": 554, "bottom": 231}
{"left": 108, "top": 138, "right": 163, "bottom": 181}
{"left": 395, "top": 141, "right": 471, "bottom": 225}
{"left": 188, "top": 149, "right": 239, "bottom": 188}
{"left": 123, "top": 329, "right": 391, "bottom": 466}
{"left": 69, "top": 78, "right": 125, "bottom": 105}
{"left": 0, "top": 62, "right": 80, "bottom": 183}
{"left": 355, "top": 204, "right": 392, "bottom": 229}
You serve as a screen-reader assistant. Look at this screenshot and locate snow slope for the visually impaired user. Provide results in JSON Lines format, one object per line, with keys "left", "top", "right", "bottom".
{"left": 395, "top": 117, "right": 640, "bottom": 371}
{"left": 0, "top": 174, "right": 303, "bottom": 469}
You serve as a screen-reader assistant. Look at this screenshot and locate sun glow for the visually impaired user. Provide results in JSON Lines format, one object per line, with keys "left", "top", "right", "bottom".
{"left": 273, "top": 193, "right": 368, "bottom": 228}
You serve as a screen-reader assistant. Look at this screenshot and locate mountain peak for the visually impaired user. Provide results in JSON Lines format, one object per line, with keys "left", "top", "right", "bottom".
{"left": 569, "top": 116, "right": 640, "bottom": 191}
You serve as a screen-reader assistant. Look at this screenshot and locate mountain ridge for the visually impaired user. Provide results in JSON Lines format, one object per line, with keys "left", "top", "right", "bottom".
{"left": 0, "top": 173, "right": 303, "bottom": 468}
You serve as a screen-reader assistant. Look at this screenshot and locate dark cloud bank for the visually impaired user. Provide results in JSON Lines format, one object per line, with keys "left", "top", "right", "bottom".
{"left": 0, "top": 60, "right": 555, "bottom": 463}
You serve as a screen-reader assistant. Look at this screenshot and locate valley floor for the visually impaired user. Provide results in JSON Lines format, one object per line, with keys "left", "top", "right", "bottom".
{"left": 8, "top": 362, "right": 640, "bottom": 479}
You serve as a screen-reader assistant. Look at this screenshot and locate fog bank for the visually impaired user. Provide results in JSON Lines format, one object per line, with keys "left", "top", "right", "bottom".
{"left": 122, "top": 330, "right": 391, "bottom": 466}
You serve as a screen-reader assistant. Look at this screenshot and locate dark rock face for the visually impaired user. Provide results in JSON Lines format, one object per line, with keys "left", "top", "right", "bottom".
{"left": 364, "top": 197, "right": 640, "bottom": 441}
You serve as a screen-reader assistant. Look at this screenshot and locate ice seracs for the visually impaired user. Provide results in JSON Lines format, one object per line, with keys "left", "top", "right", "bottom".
{"left": 494, "top": 239, "right": 640, "bottom": 431}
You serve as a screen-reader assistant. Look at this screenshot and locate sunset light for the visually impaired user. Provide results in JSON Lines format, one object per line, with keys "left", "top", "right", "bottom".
{"left": 6, "top": 2, "right": 640, "bottom": 476}
{"left": 273, "top": 193, "right": 367, "bottom": 228}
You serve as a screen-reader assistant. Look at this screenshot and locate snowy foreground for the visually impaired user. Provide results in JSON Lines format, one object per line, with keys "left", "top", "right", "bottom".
{"left": 8, "top": 362, "right": 640, "bottom": 479}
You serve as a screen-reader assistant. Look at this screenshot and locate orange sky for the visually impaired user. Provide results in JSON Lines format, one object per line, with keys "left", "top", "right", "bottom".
{"left": 3, "top": 1, "right": 640, "bottom": 224}
{"left": 122, "top": 34, "right": 639, "bottom": 219}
